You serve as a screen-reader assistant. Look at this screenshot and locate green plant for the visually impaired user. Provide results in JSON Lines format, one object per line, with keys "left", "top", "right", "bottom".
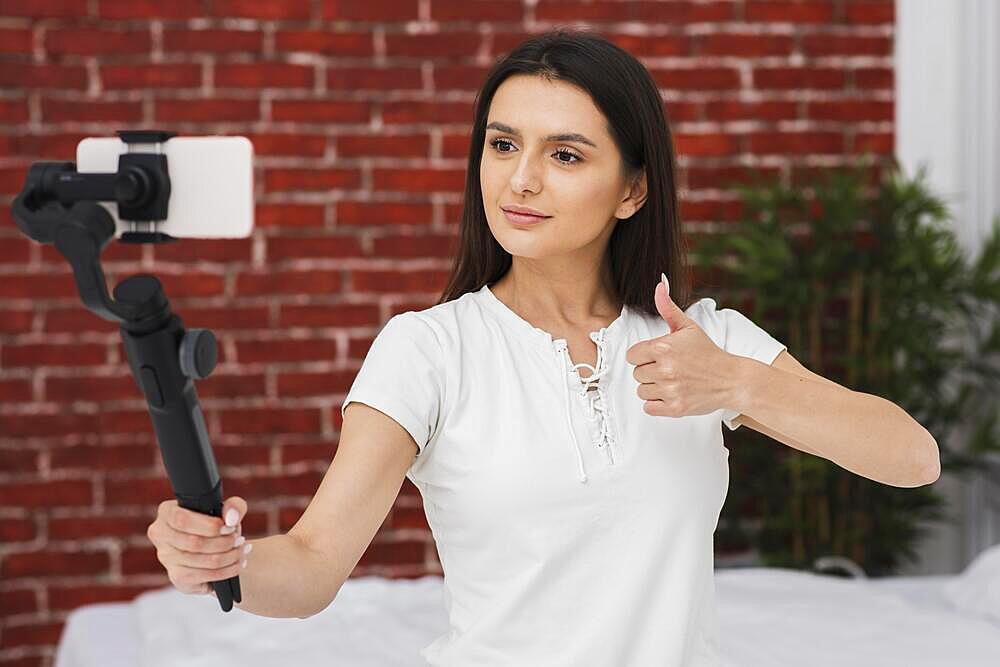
{"left": 690, "top": 157, "right": 1000, "bottom": 576}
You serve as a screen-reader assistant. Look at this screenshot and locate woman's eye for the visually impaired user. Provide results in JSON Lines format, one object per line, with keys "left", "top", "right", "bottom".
{"left": 488, "top": 138, "right": 581, "bottom": 164}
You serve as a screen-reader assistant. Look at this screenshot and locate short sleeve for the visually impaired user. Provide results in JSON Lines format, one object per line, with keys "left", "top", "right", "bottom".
{"left": 696, "top": 298, "right": 787, "bottom": 431}
{"left": 340, "top": 312, "right": 444, "bottom": 456}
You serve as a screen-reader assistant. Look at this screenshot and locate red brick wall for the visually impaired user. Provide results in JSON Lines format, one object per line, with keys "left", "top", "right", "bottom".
{"left": 0, "top": 1, "right": 893, "bottom": 664}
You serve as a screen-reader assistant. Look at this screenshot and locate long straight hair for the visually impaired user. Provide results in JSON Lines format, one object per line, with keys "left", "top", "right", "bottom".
{"left": 434, "top": 28, "right": 694, "bottom": 318}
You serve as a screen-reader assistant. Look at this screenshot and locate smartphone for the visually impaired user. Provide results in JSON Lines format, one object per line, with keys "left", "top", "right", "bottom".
{"left": 75, "top": 135, "right": 254, "bottom": 239}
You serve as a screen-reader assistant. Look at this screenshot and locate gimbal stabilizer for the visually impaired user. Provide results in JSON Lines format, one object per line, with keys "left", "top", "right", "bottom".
{"left": 10, "top": 129, "right": 241, "bottom": 611}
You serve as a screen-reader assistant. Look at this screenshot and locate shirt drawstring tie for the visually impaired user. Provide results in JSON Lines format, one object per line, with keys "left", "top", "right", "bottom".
{"left": 552, "top": 329, "right": 617, "bottom": 484}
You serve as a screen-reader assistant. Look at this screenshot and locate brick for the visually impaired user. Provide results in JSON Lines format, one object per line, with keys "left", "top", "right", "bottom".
{"left": 845, "top": 1, "right": 894, "bottom": 24}
{"left": 40, "top": 98, "right": 144, "bottom": 123}
{"left": 43, "top": 308, "right": 122, "bottom": 334}
{"left": 349, "top": 269, "right": 450, "bottom": 294}
{"left": 754, "top": 66, "right": 846, "bottom": 89}
{"left": 103, "top": 476, "right": 173, "bottom": 506}
{"left": 651, "top": 67, "right": 741, "bottom": 90}
{"left": 48, "top": 444, "right": 153, "bottom": 471}
{"left": 151, "top": 237, "right": 253, "bottom": 263}
{"left": 336, "top": 201, "right": 433, "bottom": 226}
{"left": 163, "top": 29, "right": 263, "bottom": 53}
{"left": 2, "top": 549, "right": 109, "bottom": 579}
{"left": 0, "top": 446, "right": 36, "bottom": 472}
{"left": 607, "top": 34, "right": 690, "bottom": 57}
{"left": 0, "top": 518, "right": 36, "bottom": 542}
{"left": 264, "top": 167, "right": 361, "bottom": 192}
{"left": 100, "top": 64, "right": 202, "bottom": 89}
{"left": 748, "top": 131, "right": 844, "bottom": 154}
{"left": 0, "top": 379, "right": 32, "bottom": 403}
{"left": 385, "top": 33, "right": 483, "bottom": 59}
{"left": 0, "top": 309, "right": 32, "bottom": 334}
{"left": 215, "top": 63, "right": 314, "bottom": 89}
{"left": 703, "top": 100, "right": 799, "bottom": 121}
{"left": 0, "top": 621, "right": 65, "bottom": 650}
{"left": 267, "top": 234, "right": 363, "bottom": 259}
{"left": 0, "top": 234, "right": 31, "bottom": 261}
{"left": 806, "top": 100, "right": 893, "bottom": 122}
{"left": 854, "top": 67, "right": 893, "bottom": 89}
{"left": 0, "top": 28, "right": 32, "bottom": 54}
{"left": 699, "top": 33, "right": 794, "bottom": 57}
{"left": 254, "top": 203, "right": 326, "bottom": 227}
{"left": 336, "top": 133, "right": 430, "bottom": 157}
{"left": 373, "top": 234, "right": 457, "bottom": 258}
{"left": 430, "top": 0, "right": 522, "bottom": 21}
{"left": 45, "top": 28, "right": 151, "bottom": 56}
{"left": 230, "top": 338, "right": 337, "bottom": 366}
{"left": 98, "top": 0, "right": 204, "bottom": 19}
{"left": 434, "top": 65, "right": 493, "bottom": 90}
{"left": 217, "top": 407, "right": 324, "bottom": 433}
{"left": 155, "top": 98, "right": 260, "bottom": 122}
{"left": 271, "top": 99, "right": 369, "bottom": 123}
{"left": 276, "top": 371, "right": 351, "bottom": 397}
{"left": 802, "top": 34, "right": 892, "bottom": 57}
{"left": 4, "top": 132, "right": 90, "bottom": 159}
{"left": 236, "top": 269, "right": 343, "bottom": 296}
{"left": 274, "top": 30, "right": 373, "bottom": 56}
{"left": 0, "top": 479, "right": 91, "bottom": 507}
{"left": 0, "top": 98, "right": 29, "bottom": 122}
{"left": 245, "top": 133, "right": 327, "bottom": 156}
{"left": 278, "top": 303, "right": 380, "bottom": 328}
{"left": 327, "top": 66, "right": 423, "bottom": 91}
{"left": 674, "top": 133, "right": 740, "bottom": 157}
{"left": 372, "top": 168, "right": 465, "bottom": 193}
{"left": 536, "top": 0, "right": 733, "bottom": 22}
{"left": 382, "top": 100, "right": 471, "bottom": 124}
{"left": 212, "top": 0, "right": 312, "bottom": 20}
{"left": 745, "top": 1, "right": 834, "bottom": 23}
{"left": 190, "top": 371, "right": 267, "bottom": 399}
{"left": 0, "top": 589, "right": 37, "bottom": 615}
{"left": 321, "top": 0, "right": 419, "bottom": 21}
{"left": 48, "top": 515, "right": 151, "bottom": 540}
{"left": 1, "top": 0, "right": 88, "bottom": 18}
{"left": 2, "top": 343, "right": 106, "bottom": 368}
{"left": 0, "top": 63, "right": 87, "bottom": 89}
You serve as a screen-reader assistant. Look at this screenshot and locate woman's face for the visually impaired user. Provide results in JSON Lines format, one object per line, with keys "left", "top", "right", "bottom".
{"left": 480, "top": 74, "right": 645, "bottom": 263}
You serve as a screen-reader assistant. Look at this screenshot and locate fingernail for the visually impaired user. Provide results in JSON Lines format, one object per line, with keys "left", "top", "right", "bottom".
{"left": 234, "top": 535, "right": 246, "bottom": 548}
{"left": 660, "top": 272, "right": 669, "bottom": 292}
{"left": 225, "top": 508, "right": 239, "bottom": 527}
{"left": 243, "top": 543, "right": 252, "bottom": 555}
{"left": 242, "top": 559, "right": 248, "bottom": 568}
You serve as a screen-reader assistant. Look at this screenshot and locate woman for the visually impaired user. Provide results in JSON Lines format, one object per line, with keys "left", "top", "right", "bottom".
{"left": 149, "top": 29, "right": 941, "bottom": 666}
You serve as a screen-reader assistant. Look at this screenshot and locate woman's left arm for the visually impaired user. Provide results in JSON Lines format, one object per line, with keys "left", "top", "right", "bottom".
{"left": 724, "top": 349, "right": 941, "bottom": 489}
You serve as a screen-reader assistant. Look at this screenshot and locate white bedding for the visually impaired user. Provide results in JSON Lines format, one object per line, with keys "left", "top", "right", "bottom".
{"left": 55, "top": 564, "right": 1000, "bottom": 667}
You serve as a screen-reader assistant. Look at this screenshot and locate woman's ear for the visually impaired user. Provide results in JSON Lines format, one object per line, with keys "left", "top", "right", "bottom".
{"left": 617, "top": 168, "right": 647, "bottom": 219}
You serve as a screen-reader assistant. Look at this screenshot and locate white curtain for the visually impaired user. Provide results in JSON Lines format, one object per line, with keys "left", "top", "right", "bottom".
{"left": 896, "top": 0, "right": 1000, "bottom": 574}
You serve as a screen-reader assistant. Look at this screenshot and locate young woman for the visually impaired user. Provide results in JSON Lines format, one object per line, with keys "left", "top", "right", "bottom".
{"left": 149, "top": 29, "right": 940, "bottom": 666}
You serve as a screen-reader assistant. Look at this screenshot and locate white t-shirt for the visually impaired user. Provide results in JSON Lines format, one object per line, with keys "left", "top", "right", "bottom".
{"left": 341, "top": 284, "right": 787, "bottom": 666}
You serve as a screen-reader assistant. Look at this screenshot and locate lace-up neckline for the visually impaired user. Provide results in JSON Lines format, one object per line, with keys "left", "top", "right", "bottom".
{"left": 478, "top": 284, "right": 628, "bottom": 485}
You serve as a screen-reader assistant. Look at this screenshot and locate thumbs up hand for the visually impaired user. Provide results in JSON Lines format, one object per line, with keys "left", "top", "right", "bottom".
{"left": 625, "top": 273, "right": 738, "bottom": 418}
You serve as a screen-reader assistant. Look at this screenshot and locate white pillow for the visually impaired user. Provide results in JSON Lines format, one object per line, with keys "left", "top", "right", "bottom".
{"left": 942, "top": 543, "right": 1000, "bottom": 624}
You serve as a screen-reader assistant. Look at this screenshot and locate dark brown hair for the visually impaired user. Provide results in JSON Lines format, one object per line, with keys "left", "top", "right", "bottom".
{"left": 435, "top": 28, "right": 693, "bottom": 318}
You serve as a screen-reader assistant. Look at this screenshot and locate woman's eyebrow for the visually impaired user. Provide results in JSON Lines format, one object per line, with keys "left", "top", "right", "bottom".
{"left": 485, "top": 121, "right": 598, "bottom": 148}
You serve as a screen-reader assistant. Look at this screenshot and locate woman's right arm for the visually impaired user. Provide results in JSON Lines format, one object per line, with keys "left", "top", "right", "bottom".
{"left": 148, "top": 400, "right": 420, "bottom": 619}
{"left": 282, "top": 401, "right": 421, "bottom": 615}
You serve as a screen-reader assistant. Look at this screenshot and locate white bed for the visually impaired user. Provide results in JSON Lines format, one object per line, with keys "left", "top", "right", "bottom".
{"left": 54, "top": 544, "right": 1000, "bottom": 667}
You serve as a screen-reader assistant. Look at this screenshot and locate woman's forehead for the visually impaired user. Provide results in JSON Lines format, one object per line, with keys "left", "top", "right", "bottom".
{"left": 489, "top": 76, "right": 607, "bottom": 144}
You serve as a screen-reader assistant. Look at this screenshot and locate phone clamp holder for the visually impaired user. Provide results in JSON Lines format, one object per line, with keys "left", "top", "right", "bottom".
{"left": 10, "top": 129, "right": 242, "bottom": 611}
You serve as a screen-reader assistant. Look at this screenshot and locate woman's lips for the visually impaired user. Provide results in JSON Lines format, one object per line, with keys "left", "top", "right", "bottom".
{"left": 502, "top": 208, "right": 550, "bottom": 226}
